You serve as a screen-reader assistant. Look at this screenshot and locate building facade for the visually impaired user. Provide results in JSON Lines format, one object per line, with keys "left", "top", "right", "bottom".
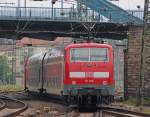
{"left": 15, "top": 37, "right": 52, "bottom": 85}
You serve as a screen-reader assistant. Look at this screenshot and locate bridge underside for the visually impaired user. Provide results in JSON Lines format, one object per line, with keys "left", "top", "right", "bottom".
{"left": 0, "top": 19, "right": 128, "bottom": 40}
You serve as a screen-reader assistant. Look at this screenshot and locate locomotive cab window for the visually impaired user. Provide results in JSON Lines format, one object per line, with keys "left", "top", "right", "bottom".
{"left": 71, "top": 48, "right": 89, "bottom": 61}
{"left": 90, "top": 48, "right": 108, "bottom": 61}
{"left": 71, "top": 48, "right": 108, "bottom": 62}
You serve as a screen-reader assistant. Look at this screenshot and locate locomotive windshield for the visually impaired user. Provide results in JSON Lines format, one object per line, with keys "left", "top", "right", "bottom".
{"left": 71, "top": 48, "right": 108, "bottom": 62}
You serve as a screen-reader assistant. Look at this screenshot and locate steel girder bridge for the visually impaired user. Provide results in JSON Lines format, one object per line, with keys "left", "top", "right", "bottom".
{"left": 76, "top": 0, "right": 143, "bottom": 24}
{"left": 0, "top": 0, "right": 143, "bottom": 40}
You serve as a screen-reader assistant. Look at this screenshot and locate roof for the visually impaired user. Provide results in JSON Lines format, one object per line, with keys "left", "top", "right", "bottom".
{"left": 16, "top": 37, "right": 52, "bottom": 47}
{"left": 0, "top": 37, "right": 72, "bottom": 51}
{"left": 16, "top": 37, "right": 72, "bottom": 47}
{"left": 65, "top": 43, "right": 113, "bottom": 50}
{"left": 52, "top": 37, "right": 72, "bottom": 45}
{"left": 0, "top": 44, "right": 14, "bottom": 52}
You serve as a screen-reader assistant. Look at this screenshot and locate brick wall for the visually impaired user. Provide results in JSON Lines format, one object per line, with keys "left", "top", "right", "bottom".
{"left": 142, "top": 27, "right": 150, "bottom": 97}
{"left": 125, "top": 26, "right": 143, "bottom": 97}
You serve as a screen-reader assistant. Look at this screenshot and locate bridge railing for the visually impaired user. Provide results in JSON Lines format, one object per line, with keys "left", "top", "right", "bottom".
{"left": 127, "top": 10, "right": 144, "bottom": 20}
{"left": 0, "top": 6, "right": 144, "bottom": 22}
{"left": 0, "top": 6, "right": 108, "bottom": 22}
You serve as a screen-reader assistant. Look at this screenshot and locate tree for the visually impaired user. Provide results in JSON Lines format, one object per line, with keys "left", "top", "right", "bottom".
{"left": 0, "top": 56, "right": 12, "bottom": 84}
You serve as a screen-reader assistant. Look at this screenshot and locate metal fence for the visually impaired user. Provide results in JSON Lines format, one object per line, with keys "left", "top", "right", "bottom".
{"left": 0, "top": 6, "right": 144, "bottom": 22}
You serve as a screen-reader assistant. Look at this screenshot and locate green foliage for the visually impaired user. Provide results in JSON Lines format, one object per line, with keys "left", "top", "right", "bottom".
{"left": 122, "top": 97, "right": 150, "bottom": 114}
{"left": 143, "top": 98, "right": 150, "bottom": 106}
{"left": 122, "top": 97, "right": 137, "bottom": 106}
{"left": 0, "top": 56, "right": 12, "bottom": 84}
{"left": 141, "top": 107, "right": 150, "bottom": 114}
{"left": 0, "top": 85, "right": 24, "bottom": 92}
{"left": 123, "top": 97, "right": 150, "bottom": 106}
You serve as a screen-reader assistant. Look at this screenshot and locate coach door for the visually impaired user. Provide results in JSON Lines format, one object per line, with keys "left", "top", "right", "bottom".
{"left": 38, "top": 67, "right": 43, "bottom": 91}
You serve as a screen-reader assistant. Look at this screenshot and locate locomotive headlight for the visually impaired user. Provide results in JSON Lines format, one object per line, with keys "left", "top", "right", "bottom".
{"left": 72, "top": 81, "right": 76, "bottom": 85}
{"left": 102, "top": 81, "right": 108, "bottom": 85}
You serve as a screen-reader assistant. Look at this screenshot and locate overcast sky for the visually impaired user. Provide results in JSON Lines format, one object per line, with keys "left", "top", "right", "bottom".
{"left": 0, "top": 0, "right": 144, "bottom": 10}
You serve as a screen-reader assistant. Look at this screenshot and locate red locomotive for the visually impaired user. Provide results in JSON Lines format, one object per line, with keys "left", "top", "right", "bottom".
{"left": 25, "top": 42, "right": 115, "bottom": 106}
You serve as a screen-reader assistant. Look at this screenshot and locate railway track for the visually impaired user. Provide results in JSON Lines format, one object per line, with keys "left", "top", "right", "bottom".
{"left": 66, "top": 109, "right": 98, "bottom": 117}
{"left": 0, "top": 94, "right": 28, "bottom": 117}
{"left": 67, "top": 108, "right": 150, "bottom": 117}
{"left": 100, "top": 105, "right": 150, "bottom": 117}
{"left": 1, "top": 91, "right": 150, "bottom": 117}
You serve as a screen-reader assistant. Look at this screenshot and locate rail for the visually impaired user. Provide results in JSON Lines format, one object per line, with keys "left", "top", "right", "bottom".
{"left": 100, "top": 105, "right": 150, "bottom": 117}
{"left": 1, "top": 91, "right": 150, "bottom": 117}
{"left": 0, "top": 94, "right": 28, "bottom": 117}
{"left": 0, "top": 6, "right": 144, "bottom": 23}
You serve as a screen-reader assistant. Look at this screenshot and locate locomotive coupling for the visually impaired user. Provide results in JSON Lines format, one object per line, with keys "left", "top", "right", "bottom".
{"left": 101, "top": 89, "right": 109, "bottom": 96}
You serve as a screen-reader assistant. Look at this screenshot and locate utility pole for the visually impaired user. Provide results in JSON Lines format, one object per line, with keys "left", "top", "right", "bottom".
{"left": 18, "top": 0, "right": 20, "bottom": 7}
{"left": 144, "top": 0, "right": 150, "bottom": 24}
{"left": 60, "top": 0, "right": 64, "bottom": 15}
{"left": 17, "top": 0, "right": 20, "bottom": 17}
{"left": 25, "top": 0, "right": 27, "bottom": 16}
{"left": 51, "top": 0, "right": 57, "bottom": 18}
{"left": 12, "top": 39, "right": 16, "bottom": 84}
{"left": 61, "top": 0, "right": 63, "bottom": 9}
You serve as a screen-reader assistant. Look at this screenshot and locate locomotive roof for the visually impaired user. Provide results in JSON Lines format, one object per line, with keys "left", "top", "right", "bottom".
{"left": 65, "top": 43, "right": 113, "bottom": 49}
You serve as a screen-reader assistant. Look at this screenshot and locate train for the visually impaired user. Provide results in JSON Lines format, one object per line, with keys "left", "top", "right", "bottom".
{"left": 24, "top": 42, "right": 115, "bottom": 106}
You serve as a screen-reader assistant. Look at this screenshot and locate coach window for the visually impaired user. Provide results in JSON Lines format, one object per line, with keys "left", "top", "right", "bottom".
{"left": 47, "top": 51, "right": 53, "bottom": 63}
{"left": 50, "top": 49, "right": 57, "bottom": 57}
{"left": 54, "top": 49, "right": 60, "bottom": 56}
{"left": 56, "top": 49, "right": 63, "bottom": 56}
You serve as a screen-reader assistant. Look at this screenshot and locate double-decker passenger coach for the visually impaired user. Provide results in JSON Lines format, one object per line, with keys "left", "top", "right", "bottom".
{"left": 25, "top": 42, "right": 115, "bottom": 106}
